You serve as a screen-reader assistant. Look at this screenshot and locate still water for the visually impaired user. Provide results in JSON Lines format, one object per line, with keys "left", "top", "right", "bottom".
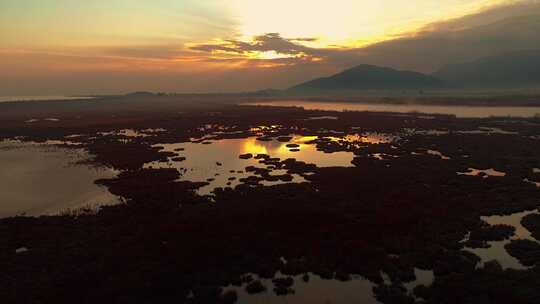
{"left": 222, "top": 268, "right": 434, "bottom": 304}
{"left": 0, "top": 141, "right": 120, "bottom": 217}
{"left": 144, "top": 135, "right": 376, "bottom": 195}
{"left": 466, "top": 210, "right": 540, "bottom": 270}
{"left": 0, "top": 96, "right": 94, "bottom": 103}
{"left": 223, "top": 273, "right": 379, "bottom": 304}
{"left": 246, "top": 100, "right": 540, "bottom": 118}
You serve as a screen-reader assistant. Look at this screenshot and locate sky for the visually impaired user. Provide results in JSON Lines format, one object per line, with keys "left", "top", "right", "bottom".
{"left": 1, "top": 0, "right": 539, "bottom": 95}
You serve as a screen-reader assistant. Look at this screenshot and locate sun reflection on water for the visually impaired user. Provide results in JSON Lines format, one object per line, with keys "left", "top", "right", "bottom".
{"left": 242, "top": 138, "right": 269, "bottom": 155}
{"left": 145, "top": 135, "right": 363, "bottom": 195}
{"left": 241, "top": 136, "right": 338, "bottom": 160}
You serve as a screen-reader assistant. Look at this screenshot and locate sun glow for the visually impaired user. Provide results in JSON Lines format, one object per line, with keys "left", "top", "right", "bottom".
{"left": 229, "top": 0, "right": 510, "bottom": 48}
{"left": 250, "top": 51, "right": 299, "bottom": 60}
{"left": 231, "top": 0, "right": 365, "bottom": 45}
{"left": 241, "top": 139, "right": 269, "bottom": 155}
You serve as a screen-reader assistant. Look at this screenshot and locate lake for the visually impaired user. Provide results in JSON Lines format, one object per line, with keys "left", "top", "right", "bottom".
{"left": 245, "top": 100, "right": 540, "bottom": 118}
{"left": 0, "top": 96, "right": 95, "bottom": 103}
{"left": 144, "top": 134, "right": 380, "bottom": 195}
{"left": 0, "top": 141, "right": 121, "bottom": 217}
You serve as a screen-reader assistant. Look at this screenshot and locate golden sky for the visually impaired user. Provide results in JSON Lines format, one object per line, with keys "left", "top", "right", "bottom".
{"left": 0, "top": 0, "right": 536, "bottom": 94}
{"left": 2, "top": 0, "right": 506, "bottom": 48}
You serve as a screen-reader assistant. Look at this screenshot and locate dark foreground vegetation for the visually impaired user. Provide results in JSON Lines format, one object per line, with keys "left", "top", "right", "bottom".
{"left": 1, "top": 95, "right": 540, "bottom": 303}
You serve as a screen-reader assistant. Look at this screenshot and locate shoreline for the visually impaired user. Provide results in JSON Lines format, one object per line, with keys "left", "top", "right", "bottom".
{"left": 2, "top": 91, "right": 540, "bottom": 107}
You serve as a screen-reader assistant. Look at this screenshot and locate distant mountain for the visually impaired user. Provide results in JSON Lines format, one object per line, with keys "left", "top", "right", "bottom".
{"left": 434, "top": 50, "right": 540, "bottom": 88}
{"left": 289, "top": 65, "right": 445, "bottom": 92}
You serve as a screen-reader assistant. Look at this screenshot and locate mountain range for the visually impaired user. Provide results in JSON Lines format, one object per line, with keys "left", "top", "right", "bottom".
{"left": 288, "top": 50, "right": 540, "bottom": 92}
{"left": 433, "top": 50, "right": 540, "bottom": 88}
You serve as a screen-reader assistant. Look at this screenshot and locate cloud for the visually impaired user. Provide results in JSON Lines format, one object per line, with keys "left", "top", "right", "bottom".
{"left": 289, "top": 37, "right": 319, "bottom": 43}
{"left": 98, "top": 46, "right": 191, "bottom": 60}
{"left": 417, "top": 0, "right": 540, "bottom": 32}
{"left": 189, "top": 33, "right": 322, "bottom": 61}
{"left": 348, "top": 1, "right": 540, "bottom": 73}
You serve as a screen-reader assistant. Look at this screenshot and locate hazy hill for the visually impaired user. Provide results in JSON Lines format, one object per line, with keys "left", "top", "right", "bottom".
{"left": 434, "top": 50, "right": 540, "bottom": 88}
{"left": 289, "top": 64, "right": 445, "bottom": 92}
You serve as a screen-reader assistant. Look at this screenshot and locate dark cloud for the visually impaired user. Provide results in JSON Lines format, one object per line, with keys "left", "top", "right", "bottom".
{"left": 419, "top": 0, "right": 540, "bottom": 32}
{"left": 352, "top": 9, "right": 540, "bottom": 72}
{"left": 187, "top": 43, "right": 241, "bottom": 54}
{"left": 190, "top": 33, "right": 317, "bottom": 57}
{"left": 289, "top": 37, "right": 319, "bottom": 42}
